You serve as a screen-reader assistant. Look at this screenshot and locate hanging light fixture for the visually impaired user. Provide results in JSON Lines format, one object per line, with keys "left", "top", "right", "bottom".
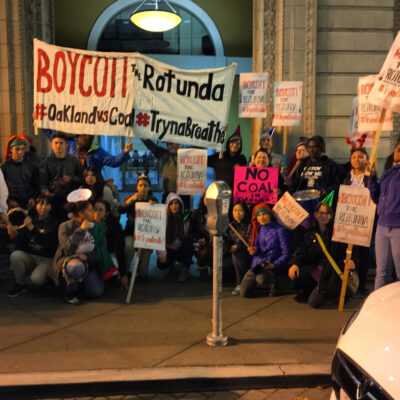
{"left": 130, "top": 0, "right": 182, "bottom": 32}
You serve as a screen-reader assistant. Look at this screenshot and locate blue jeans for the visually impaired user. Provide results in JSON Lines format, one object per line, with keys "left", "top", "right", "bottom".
{"left": 66, "top": 268, "right": 104, "bottom": 298}
{"left": 374, "top": 225, "right": 400, "bottom": 290}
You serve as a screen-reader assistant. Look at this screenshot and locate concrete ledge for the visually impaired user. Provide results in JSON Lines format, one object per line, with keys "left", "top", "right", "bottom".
{"left": 0, "top": 364, "right": 331, "bottom": 399}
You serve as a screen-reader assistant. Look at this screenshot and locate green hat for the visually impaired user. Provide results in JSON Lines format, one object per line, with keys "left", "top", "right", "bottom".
{"left": 9, "top": 139, "right": 26, "bottom": 147}
{"left": 321, "top": 190, "right": 335, "bottom": 207}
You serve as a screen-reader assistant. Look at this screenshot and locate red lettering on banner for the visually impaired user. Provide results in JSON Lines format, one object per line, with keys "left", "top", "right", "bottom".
{"left": 37, "top": 49, "right": 52, "bottom": 93}
{"left": 122, "top": 57, "right": 127, "bottom": 97}
{"left": 110, "top": 58, "right": 116, "bottom": 98}
{"left": 94, "top": 57, "right": 108, "bottom": 97}
{"left": 53, "top": 51, "right": 67, "bottom": 93}
{"left": 79, "top": 56, "right": 92, "bottom": 97}
{"left": 394, "top": 48, "right": 400, "bottom": 59}
{"left": 67, "top": 51, "right": 80, "bottom": 95}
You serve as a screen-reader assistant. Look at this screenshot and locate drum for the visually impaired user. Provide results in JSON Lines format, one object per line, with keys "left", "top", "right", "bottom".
{"left": 292, "top": 189, "right": 320, "bottom": 228}
{"left": 6, "top": 207, "right": 28, "bottom": 229}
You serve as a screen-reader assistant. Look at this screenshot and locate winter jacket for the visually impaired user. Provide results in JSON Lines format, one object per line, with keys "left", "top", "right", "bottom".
{"left": 208, "top": 133, "right": 247, "bottom": 190}
{"left": 1, "top": 159, "right": 40, "bottom": 207}
{"left": 40, "top": 154, "right": 83, "bottom": 201}
{"left": 368, "top": 164, "right": 400, "bottom": 228}
{"left": 250, "top": 222, "right": 291, "bottom": 274}
{"left": 289, "top": 225, "right": 345, "bottom": 297}
{"left": 14, "top": 212, "right": 60, "bottom": 257}
{"left": 51, "top": 219, "right": 99, "bottom": 285}
{"left": 289, "top": 155, "right": 340, "bottom": 194}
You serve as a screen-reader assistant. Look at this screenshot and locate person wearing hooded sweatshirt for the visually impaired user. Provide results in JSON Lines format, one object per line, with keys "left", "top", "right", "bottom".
{"left": 157, "top": 193, "right": 193, "bottom": 283}
{"left": 240, "top": 203, "right": 291, "bottom": 298}
{"left": 207, "top": 125, "right": 247, "bottom": 190}
{"left": 1, "top": 135, "right": 40, "bottom": 209}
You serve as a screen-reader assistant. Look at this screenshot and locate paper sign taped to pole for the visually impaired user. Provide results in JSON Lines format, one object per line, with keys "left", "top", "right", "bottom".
{"left": 233, "top": 167, "right": 278, "bottom": 204}
{"left": 272, "top": 191, "right": 309, "bottom": 230}
{"left": 177, "top": 148, "right": 207, "bottom": 195}
{"left": 332, "top": 185, "right": 376, "bottom": 248}
{"left": 272, "top": 81, "right": 302, "bottom": 126}
{"left": 367, "top": 32, "right": 400, "bottom": 112}
{"left": 134, "top": 203, "right": 166, "bottom": 251}
{"left": 33, "top": 39, "right": 236, "bottom": 149}
{"left": 238, "top": 73, "right": 268, "bottom": 118}
{"left": 357, "top": 75, "right": 393, "bottom": 133}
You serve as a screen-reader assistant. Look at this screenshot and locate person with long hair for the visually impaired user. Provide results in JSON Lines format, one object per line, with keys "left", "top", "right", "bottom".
{"left": 157, "top": 193, "right": 193, "bottom": 283}
{"left": 368, "top": 137, "right": 400, "bottom": 290}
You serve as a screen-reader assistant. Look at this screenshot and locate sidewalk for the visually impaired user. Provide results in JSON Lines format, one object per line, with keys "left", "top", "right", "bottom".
{"left": 0, "top": 259, "right": 362, "bottom": 398}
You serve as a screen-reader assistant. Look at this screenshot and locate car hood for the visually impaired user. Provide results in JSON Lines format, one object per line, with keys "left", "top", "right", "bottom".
{"left": 337, "top": 281, "right": 400, "bottom": 398}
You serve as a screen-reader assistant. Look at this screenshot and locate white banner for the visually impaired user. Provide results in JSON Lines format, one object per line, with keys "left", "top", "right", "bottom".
{"left": 349, "top": 97, "right": 373, "bottom": 148}
{"left": 238, "top": 73, "right": 268, "bottom": 118}
{"left": 272, "top": 191, "right": 309, "bottom": 230}
{"left": 368, "top": 32, "right": 400, "bottom": 112}
{"left": 133, "top": 203, "right": 166, "bottom": 251}
{"left": 357, "top": 75, "right": 393, "bottom": 133}
{"left": 272, "top": 81, "right": 302, "bottom": 126}
{"left": 177, "top": 148, "right": 207, "bottom": 195}
{"left": 332, "top": 185, "right": 376, "bottom": 248}
{"left": 33, "top": 39, "right": 236, "bottom": 149}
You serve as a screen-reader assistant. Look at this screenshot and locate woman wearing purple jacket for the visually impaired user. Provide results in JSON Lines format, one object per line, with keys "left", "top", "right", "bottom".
{"left": 368, "top": 138, "right": 400, "bottom": 290}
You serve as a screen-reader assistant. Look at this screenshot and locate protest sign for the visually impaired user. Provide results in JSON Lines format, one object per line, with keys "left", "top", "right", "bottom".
{"left": 368, "top": 32, "right": 400, "bottom": 112}
{"left": 33, "top": 39, "right": 236, "bottom": 149}
{"left": 332, "top": 185, "right": 376, "bottom": 248}
{"left": 133, "top": 203, "right": 166, "bottom": 251}
{"left": 357, "top": 75, "right": 393, "bottom": 134}
{"left": 233, "top": 167, "right": 278, "bottom": 204}
{"left": 177, "top": 148, "right": 207, "bottom": 195}
{"left": 238, "top": 73, "right": 268, "bottom": 118}
{"left": 272, "top": 191, "right": 309, "bottom": 230}
{"left": 349, "top": 97, "right": 373, "bottom": 148}
{"left": 272, "top": 81, "right": 302, "bottom": 126}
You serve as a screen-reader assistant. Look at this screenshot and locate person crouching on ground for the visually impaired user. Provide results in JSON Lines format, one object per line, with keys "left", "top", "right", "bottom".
{"left": 228, "top": 201, "right": 252, "bottom": 295}
{"left": 118, "top": 173, "right": 158, "bottom": 280}
{"left": 52, "top": 190, "right": 108, "bottom": 304}
{"left": 7, "top": 194, "right": 60, "bottom": 297}
{"left": 157, "top": 193, "right": 193, "bottom": 283}
{"left": 241, "top": 204, "right": 291, "bottom": 298}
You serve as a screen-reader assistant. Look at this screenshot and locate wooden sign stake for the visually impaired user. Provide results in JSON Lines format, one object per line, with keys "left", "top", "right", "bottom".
{"left": 338, "top": 244, "right": 353, "bottom": 312}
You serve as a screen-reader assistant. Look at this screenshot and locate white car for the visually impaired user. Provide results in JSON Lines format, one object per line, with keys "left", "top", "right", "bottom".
{"left": 331, "top": 281, "right": 400, "bottom": 400}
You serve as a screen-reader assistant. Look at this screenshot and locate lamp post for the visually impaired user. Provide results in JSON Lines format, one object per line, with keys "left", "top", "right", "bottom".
{"left": 205, "top": 181, "right": 231, "bottom": 347}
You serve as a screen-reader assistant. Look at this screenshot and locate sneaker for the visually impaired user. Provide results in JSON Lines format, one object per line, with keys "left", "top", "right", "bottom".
{"left": 65, "top": 293, "right": 80, "bottom": 305}
{"left": 8, "top": 284, "right": 27, "bottom": 297}
{"left": 178, "top": 266, "right": 190, "bottom": 283}
{"left": 232, "top": 285, "right": 241, "bottom": 295}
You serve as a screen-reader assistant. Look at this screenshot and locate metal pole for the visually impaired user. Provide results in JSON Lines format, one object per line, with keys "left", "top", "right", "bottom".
{"left": 207, "top": 235, "right": 228, "bottom": 346}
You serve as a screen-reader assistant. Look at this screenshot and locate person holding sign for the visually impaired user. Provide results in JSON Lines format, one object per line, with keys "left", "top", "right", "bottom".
{"left": 287, "top": 136, "right": 340, "bottom": 197}
{"left": 157, "top": 193, "right": 193, "bottom": 283}
{"left": 208, "top": 125, "right": 247, "bottom": 191}
{"left": 240, "top": 204, "right": 291, "bottom": 298}
{"left": 288, "top": 203, "right": 355, "bottom": 307}
{"left": 119, "top": 173, "right": 158, "bottom": 280}
{"left": 368, "top": 138, "right": 400, "bottom": 290}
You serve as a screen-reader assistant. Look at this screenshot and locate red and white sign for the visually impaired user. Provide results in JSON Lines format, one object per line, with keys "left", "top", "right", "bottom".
{"left": 357, "top": 75, "right": 393, "bottom": 133}
{"left": 368, "top": 32, "right": 400, "bottom": 112}
{"left": 133, "top": 203, "right": 166, "bottom": 251}
{"left": 233, "top": 167, "right": 279, "bottom": 204}
{"left": 238, "top": 73, "right": 268, "bottom": 118}
{"left": 349, "top": 97, "right": 373, "bottom": 148}
{"left": 33, "top": 39, "right": 236, "bottom": 149}
{"left": 272, "top": 81, "right": 302, "bottom": 126}
{"left": 272, "top": 192, "right": 309, "bottom": 230}
{"left": 332, "top": 185, "right": 376, "bottom": 248}
{"left": 177, "top": 148, "right": 207, "bottom": 195}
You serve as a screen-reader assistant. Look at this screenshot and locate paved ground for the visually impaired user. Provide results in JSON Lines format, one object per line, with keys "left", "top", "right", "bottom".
{"left": 0, "top": 253, "right": 364, "bottom": 399}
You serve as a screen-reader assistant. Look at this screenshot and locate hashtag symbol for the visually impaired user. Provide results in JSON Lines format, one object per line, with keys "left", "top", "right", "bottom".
{"left": 35, "top": 104, "right": 47, "bottom": 120}
{"left": 136, "top": 112, "right": 150, "bottom": 127}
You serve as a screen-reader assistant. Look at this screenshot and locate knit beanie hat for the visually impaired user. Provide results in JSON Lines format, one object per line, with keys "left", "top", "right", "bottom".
{"left": 250, "top": 203, "right": 271, "bottom": 246}
{"left": 4, "top": 135, "right": 26, "bottom": 162}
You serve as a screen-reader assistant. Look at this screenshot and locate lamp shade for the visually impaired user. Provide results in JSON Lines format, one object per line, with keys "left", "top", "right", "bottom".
{"left": 130, "top": 9, "right": 181, "bottom": 32}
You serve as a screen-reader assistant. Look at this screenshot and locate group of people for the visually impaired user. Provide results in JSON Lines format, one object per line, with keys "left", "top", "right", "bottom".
{"left": 0, "top": 127, "right": 399, "bottom": 308}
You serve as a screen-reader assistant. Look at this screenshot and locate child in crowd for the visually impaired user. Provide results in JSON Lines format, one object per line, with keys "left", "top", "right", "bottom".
{"left": 52, "top": 190, "right": 107, "bottom": 304}
{"left": 241, "top": 203, "right": 291, "bottom": 298}
{"left": 82, "top": 167, "right": 120, "bottom": 217}
{"left": 157, "top": 193, "right": 193, "bottom": 283}
{"left": 118, "top": 173, "right": 157, "bottom": 279}
{"left": 228, "top": 201, "right": 252, "bottom": 295}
